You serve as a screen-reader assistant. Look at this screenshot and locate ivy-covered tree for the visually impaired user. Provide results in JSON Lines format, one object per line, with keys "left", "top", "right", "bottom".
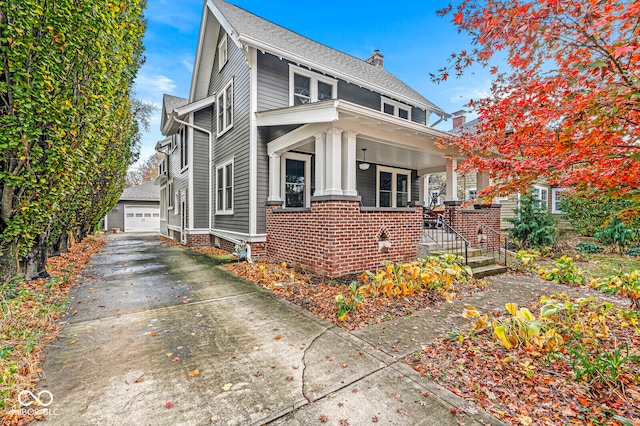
{"left": 0, "top": 0, "right": 146, "bottom": 282}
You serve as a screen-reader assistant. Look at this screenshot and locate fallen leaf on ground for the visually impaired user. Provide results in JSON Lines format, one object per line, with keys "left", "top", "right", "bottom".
{"left": 188, "top": 369, "right": 200, "bottom": 377}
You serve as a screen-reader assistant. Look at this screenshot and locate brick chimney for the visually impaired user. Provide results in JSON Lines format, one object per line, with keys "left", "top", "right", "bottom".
{"left": 365, "top": 50, "right": 384, "bottom": 68}
{"left": 452, "top": 110, "right": 468, "bottom": 129}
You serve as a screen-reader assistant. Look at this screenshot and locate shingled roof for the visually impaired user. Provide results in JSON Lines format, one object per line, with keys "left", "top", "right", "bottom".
{"left": 120, "top": 182, "right": 160, "bottom": 202}
{"left": 211, "top": 0, "right": 448, "bottom": 117}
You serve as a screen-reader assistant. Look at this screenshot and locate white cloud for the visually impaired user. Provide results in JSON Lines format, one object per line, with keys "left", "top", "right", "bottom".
{"left": 445, "top": 79, "right": 492, "bottom": 106}
{"left": 135, "top": 73, "right": 177, "bottom": 96}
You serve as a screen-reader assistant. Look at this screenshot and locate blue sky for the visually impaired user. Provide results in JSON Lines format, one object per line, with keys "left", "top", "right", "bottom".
{"left": 133, "top": 0, "right": 493, "bottom": 167}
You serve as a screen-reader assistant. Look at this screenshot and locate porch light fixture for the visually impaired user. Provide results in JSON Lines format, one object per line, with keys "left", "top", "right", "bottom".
{"left": 359, "top": 148, "right": 370, "bottom": 171}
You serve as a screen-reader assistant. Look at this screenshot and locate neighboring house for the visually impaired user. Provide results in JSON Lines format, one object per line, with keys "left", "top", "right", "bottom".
{"left": 105, "top": 182, "right": 161, "bottom": 233}
{"left": 155, "top": 0, "right": 502, "bottom": 277}
{"left": 448, "top": 111, "right": 571, "bottom": 229}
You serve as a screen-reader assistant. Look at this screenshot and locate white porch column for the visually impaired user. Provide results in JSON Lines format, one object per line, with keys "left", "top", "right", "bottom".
{"left": 419, "top": 174, "right": 429, "bottom": 206}
{"left": 324, "top": 127, "right": 343, "bottom": 195}
{"left": 445, "top": 157, "right": 458, "bottom": 201}
{"left": 314, "top": 132, "right": 326, "bottom": 196}
{"left": 477, "top": 171, "right": 492, "bottom": 192}
{"left": 341, "top": 131, "right": 357, "bottom": 196}
{"left": 268, "top": 153, "right": 282, "bottom": 202}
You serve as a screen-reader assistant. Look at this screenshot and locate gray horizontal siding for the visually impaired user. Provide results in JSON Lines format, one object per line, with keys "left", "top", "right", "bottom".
{"left": 338, "top": 80, "right": 380, "bottom": 110}
{"left": 193, "top": 108, "right": 211, "bottom": 229}
{"left": 168, "top": 136, "right": 188, "bottom": 229}
{"left": 257, "top": 53, "right": 289, "bottom": 112}
{"left": 209, "top": 26, "right": 251, "bottom": 235}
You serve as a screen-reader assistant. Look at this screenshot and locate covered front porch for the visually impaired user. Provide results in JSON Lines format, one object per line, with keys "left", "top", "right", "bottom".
{"left": 258, "top": 100, "right": 491, "bottom": 277}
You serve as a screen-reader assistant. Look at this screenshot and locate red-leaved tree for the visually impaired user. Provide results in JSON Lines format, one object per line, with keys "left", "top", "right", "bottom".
{"left": 436, "top": 0, "right": 640, "bottom": 196}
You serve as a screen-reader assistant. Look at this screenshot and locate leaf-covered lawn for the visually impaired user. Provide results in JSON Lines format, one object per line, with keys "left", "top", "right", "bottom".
{"left": 404, "top": 297, "right": 640, "bottom": 426}
{"left": 1, "top": 235, "right": 105, "bottom": 425}
{"left": 224, "top": 260, "right": 484, "bottom": 330}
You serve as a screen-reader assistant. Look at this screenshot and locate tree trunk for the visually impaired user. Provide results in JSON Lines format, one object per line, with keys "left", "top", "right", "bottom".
{"left": 20, "top": 233, "right": 48, "bottom": 280}
{"left": 0, "top": 239, "right": 19, "bottom": 285}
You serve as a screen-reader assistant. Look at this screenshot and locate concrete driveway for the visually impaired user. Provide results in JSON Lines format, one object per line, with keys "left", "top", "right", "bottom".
{"left": 39, "top": 233, "right": 501, "bottom": 426}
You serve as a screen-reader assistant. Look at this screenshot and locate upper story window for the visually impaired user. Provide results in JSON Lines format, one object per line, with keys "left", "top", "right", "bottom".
{"left": 289, "top": 65, "right": 336, "bottom": 106}
{"left": 218, "top": 35, "right": 228, "bottom": 71}
{"left": 381, "top": 97, "right": 411, "bottom": 120}
{"left": 158, "top": 156, "right": 167, "bottom": 176}
{"left": 217, "top": 79, "right": 234, "bottom": 136}
{"left": 179, "top": 126, "right": 188, "bottom": 170}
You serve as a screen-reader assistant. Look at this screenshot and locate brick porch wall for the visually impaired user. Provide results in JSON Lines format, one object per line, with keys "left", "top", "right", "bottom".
{"left": 445, "top": 203, "right": 502, "bottom": 253}
{"left": 266, "top": 199, "right": 423, "bottom": 278}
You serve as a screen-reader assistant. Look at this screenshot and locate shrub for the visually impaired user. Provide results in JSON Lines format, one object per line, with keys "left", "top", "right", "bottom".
{"left": 626, "top": 247, "right": 640, "bottom": 257}
{"left": 506, "top": 191, "right": 557, "bottom": 248}
{"left": 590, "top": 271, "right": 640, "bottom": 309}
{"left": 335, "top": 282, "right": 364, "bottom": 321}
{"left": 594, "top": 216, "right": 638, "bottom": 253}
{"left": 575, "top": 241, "right": 604, "bottom": 254}
{"left": 559, "top": 191, "right": 639, "bottom": 237}
{"left": 359, "top": 255, "right": 470, "bottom": 299}
{"left": 539, "top": 255, "right": 586, "bottom": 286}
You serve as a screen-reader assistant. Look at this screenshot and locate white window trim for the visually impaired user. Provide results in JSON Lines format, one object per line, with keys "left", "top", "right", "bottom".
{"left": 174, "top": 189, "right": 180, "bottom": 215}
{"left": 381, "top": 96, "right": 412, "bottom": 120}
{"left": 216, "top": 78, "right": 234, "bottom": 137}
{"left": 280, "top": 152, "right": 312, "bottom": 208}
{"left": 533, "top": 185, "right": 549, "bottom": 211}
{"left": 179, "top": 126, "right": 188, "bottom": 172}
{"left": 160, "top": 185, "right": 167, "bottom": 220}
{"left": 218, "top": 35, "right": 228, "bottom": 71}
{"left": 215, "top": 158, "right": 234, "bottom": 215}
{"left": 167, "top": 180, "right": 174, "bottom": 210}
{"left": 288, "top": 64, "right": 337, "bottom": 106}
{"left": 551, "top": 187, "right": 569, "bottom": 214}
{"left": 376, "top": 165, "right": 412, "bottom": 208}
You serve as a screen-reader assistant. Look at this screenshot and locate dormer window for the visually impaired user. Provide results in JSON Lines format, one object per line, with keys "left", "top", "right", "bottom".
{"left": 218, "top": 35, "right": 228, "bottom": 71}
{"left": 381, "top": 97, "right": 411, "bottom": 120}
{"left": 289, "top": 65, "right": 336, "bottom": 106}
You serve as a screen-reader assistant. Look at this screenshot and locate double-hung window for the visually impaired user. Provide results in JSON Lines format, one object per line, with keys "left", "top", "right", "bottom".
{"left": 551, "top": 188, "right": 569, "bottom": 214}
{"left": 377, "top": 166, "right": 411, "bottom": 208}
{"left": 533, "top": 185, "right": 549, "bottom": 210}
{"left": 216, "top": 159, "right": 233, "bottom": 214}
{"left": 381, "top": 97, "right": 411, "bottom": 120}
{"left": 217, "top": 79, "right": 234, "bottom": 136}
{"left": 218, "top": 35, "right": 228, "bottom": 71}
{"left": 289, "top": 65, "right": 336, "bottom": 106}
{"left": 168, "top": 180, "right": 174, "bottom": 210}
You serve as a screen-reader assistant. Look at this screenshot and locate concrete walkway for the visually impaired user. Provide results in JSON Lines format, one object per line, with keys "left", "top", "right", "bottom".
{"left": 39, "top": 233, "right": 616, "bottom": 426}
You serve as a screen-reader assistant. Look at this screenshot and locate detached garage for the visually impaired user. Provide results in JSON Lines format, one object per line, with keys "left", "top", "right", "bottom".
{"left": 105, "top": 182, "right": 160, "bottom": 233}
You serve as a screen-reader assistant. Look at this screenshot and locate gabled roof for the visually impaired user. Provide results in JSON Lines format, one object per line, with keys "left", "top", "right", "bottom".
{"left": 197, "top": 0, "right": 449, "bottom": 119}
{"left": 120, "top": 181, "right": 160, "bottom": 202}
{"left": 161, "top": 94, "right": 188, "bottom": 136}
{"left": 161, "top": 94, "right": 216, "bottom": 136}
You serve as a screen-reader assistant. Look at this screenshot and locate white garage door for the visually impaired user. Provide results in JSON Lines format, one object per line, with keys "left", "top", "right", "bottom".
{"left": 124, "top": 206, "right": 160, "bottom": 233}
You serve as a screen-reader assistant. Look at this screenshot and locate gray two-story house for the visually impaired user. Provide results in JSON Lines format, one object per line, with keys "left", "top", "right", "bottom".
{"left": 156, "top": 0, "right": 501, "bottom": 278}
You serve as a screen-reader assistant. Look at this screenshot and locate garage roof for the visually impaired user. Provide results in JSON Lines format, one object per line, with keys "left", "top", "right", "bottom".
{"left": 120, "top": 182, "right": 160, "bottom": 202}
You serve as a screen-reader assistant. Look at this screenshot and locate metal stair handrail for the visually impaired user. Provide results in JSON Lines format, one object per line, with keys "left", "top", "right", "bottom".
{"left": 423, "top": 210, "right": 470, "bottom": 265}
{"left": 463, "top": 215, "right": 509, "bottom": 265}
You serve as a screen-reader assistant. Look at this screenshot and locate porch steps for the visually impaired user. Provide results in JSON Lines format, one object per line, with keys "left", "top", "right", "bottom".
{"left": 417, "top": 240, "right": 508, "bottom": 279}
